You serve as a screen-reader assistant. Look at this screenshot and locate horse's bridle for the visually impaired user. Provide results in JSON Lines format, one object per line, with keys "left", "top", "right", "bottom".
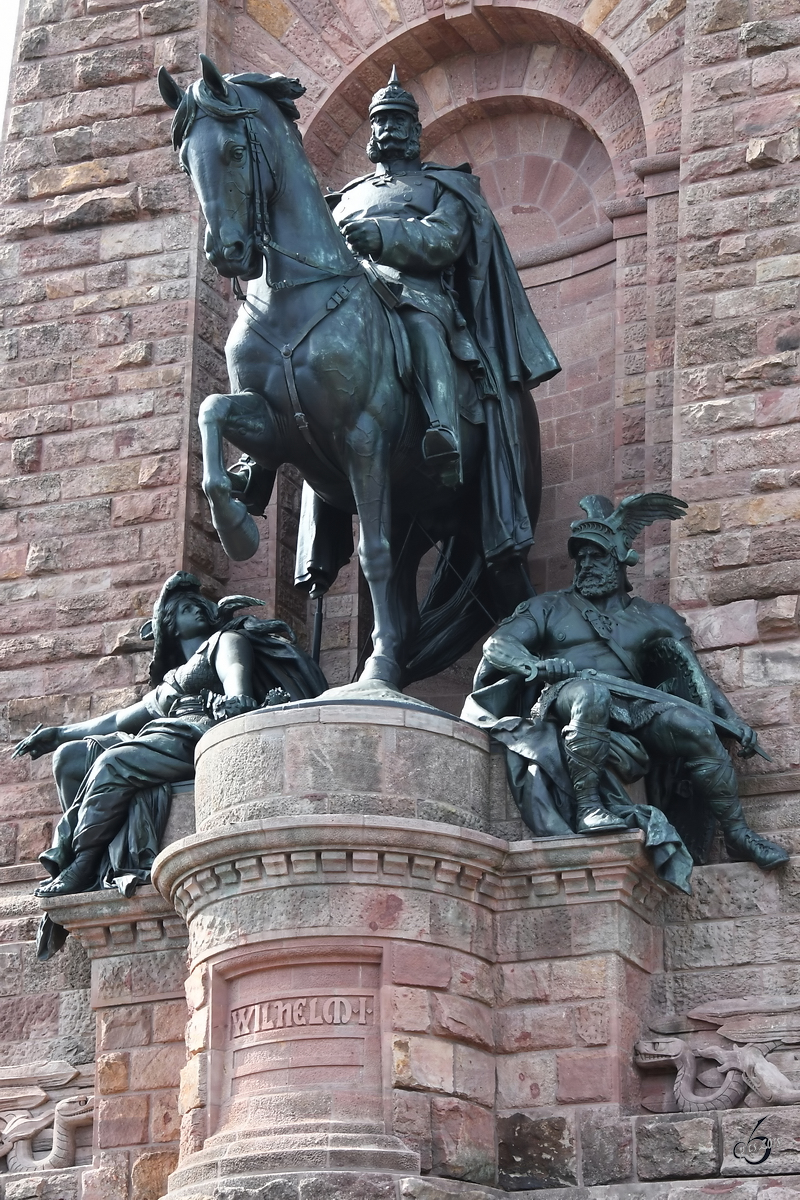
{"left": 231, "top": 92, "right": 363, "bottom": 296}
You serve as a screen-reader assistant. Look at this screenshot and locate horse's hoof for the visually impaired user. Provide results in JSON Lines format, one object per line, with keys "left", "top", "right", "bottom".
{"left": 213, "top": 500, "right": 260, "bottom": 561}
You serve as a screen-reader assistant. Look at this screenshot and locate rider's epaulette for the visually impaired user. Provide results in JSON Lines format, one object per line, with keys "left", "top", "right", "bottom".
{"left": 336, "top": 173, "right": 374, "bottom": 193}
{"left": 424, "top": 161, "right": 473, "bottom": 174}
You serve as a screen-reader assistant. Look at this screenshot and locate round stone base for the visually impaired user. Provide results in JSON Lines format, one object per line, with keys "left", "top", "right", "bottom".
{"left": 192, "top": 701, "right": 492, "bottom": 832}
{"left": 164, "top": 1135, "right": 419, "bottom": 1197}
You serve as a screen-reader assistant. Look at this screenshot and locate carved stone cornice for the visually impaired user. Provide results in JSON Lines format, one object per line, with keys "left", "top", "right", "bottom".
{"left": 40, "top": 885, "right": 187, "bottom": 957}
{"left": 152, "top": 819, "right": 667, "bottom": 925}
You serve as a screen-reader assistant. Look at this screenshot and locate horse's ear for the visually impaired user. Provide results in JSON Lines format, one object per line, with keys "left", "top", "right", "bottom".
{"left": 157, "top": 66, "right": 184, "bottom": 111}
{"left": 200, "top": 53, "right": 229, "bottom": 101}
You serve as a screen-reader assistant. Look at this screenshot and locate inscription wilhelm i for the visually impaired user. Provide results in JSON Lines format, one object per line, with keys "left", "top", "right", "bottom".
{"left": 230, "top": 994, "right": 375, "bottom": 1038}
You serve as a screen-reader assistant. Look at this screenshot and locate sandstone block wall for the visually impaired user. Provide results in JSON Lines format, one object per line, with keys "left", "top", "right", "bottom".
{"left": 0, "top": 0, "right": 799, "bottom": 1192}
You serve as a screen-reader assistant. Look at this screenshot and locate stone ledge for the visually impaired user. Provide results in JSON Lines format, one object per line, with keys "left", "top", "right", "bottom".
{"left": 152, "top": 820, "right": 665, "bottom": 924}
{"left": 0, "top": 1164, "right": 87, "bottom": 1200}
{"left": 40, "top": 885, "right": 187, "bottom": 956}
{"left": 196, "top": 702, "right": 490, "bottom": 757}
{"left": 522, "top": 1177, "right": 800, "bottom": 1200}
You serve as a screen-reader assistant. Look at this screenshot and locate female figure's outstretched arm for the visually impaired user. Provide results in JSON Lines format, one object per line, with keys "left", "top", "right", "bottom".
{"left": 12, "top": 697, "right": 158, "bottom": 762}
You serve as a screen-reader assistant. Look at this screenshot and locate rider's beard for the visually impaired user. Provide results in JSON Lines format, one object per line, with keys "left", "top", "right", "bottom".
{"left": 367, "top": 129, "right": 422, "bottom": 164}
{"left": 575, "top": 560, "right": 620, "bottom": 598}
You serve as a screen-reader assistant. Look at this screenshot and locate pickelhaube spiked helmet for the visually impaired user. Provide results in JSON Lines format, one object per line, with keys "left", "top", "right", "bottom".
{"left": 568, "top": 492, "right": 688, "bottom": 567}
{"left": 369, "top": 66, "right": 419, "bottom": 120}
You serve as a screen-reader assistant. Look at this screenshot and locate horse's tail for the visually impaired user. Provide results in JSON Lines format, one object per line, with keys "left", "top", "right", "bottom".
{"left": 399, "top": 535, "right": 496, "bottom": 688}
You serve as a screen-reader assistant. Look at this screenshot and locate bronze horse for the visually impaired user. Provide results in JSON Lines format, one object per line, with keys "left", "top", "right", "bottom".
{"left": 158, "top": 56, "right": 548, "bottom": 690}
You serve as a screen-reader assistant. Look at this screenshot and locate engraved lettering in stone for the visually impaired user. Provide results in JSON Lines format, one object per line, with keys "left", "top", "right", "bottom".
{"left": 231, "top": 1006, "right": 258, "bottom": 1037}
{"left": 323, "top": 997, "right": 352, "bottom": 1025}
{"left": 230, "top": 994, "right": 374, "bottom": 1038}
{"left": 274, "top": 1000, "right": 293, "bottom": 1029}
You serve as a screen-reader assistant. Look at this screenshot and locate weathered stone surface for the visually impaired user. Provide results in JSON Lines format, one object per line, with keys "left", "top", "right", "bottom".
{"left": 193, "top": 706, "right": 491, "bottom": 830}
{"left": 431, "top": 1097, "right": 495, "bottom": 1183}
{"left": 130, "top": 1149, "right": 179, "bottom": 1200}
{"left": 97, "top": 1050, "right": 129, "bottom": 1093}
{"left": 635, "top": 1115, "right": 720, "bottom": 1179}
{"left": 497, "top": 1113, "right": 577, "bottom": 1190}
{"left": 580, "top": 1109, "right": 634, "bottom": 1185}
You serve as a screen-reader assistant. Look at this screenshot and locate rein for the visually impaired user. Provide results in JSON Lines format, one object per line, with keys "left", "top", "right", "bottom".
{"left": 237, "top": 101, "right": 362, "bottom": 293}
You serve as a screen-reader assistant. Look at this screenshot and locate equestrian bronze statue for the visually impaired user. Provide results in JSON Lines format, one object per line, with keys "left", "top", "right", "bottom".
{"left": 463, "top": 493, "right": 788, "bottom": 886}
{"left": 157, "top": 58, "right": 559, "bottom": 690}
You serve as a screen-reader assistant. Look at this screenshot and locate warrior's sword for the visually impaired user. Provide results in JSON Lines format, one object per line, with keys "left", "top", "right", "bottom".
{"left": 575, "top": 669, "right": 772, "bottom": 761}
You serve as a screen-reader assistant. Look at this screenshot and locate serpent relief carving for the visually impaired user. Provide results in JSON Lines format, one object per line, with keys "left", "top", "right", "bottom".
{"left": 0, "top": 1060, "right": 93, "bottom": 1174}
{"left": 635, "top": 996, "right": 800, "bottom": 1113}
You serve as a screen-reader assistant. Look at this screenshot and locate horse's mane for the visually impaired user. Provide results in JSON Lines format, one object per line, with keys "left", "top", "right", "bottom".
{"left": 170, "top": 73, "right": 306, "bottom": 149}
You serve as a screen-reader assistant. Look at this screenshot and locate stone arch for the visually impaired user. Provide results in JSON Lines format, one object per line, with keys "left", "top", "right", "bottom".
{"left": 307, "top": 45, "right": 647, "bottom": 194}
{"left": 227, "top": 0, "right": 683, "bottom": 162}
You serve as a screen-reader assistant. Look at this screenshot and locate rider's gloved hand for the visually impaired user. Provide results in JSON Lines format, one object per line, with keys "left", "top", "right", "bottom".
{"left": 341, "top": 218, "right": 382, "bottom": 258}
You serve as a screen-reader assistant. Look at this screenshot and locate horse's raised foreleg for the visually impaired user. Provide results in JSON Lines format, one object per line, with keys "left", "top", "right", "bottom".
{"left": 198, "top": 391, "right": 271, "bottom": 562}
{"left": 346, "top": 420, "right": 401, "bottom": 688}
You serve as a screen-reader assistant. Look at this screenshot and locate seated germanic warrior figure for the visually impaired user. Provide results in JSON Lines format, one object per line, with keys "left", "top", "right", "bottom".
{"left": 14, "top": 572, "right": 326, "bottom": 918}
{"left": 462, "top": 493, "right": 788, "bottom": 885}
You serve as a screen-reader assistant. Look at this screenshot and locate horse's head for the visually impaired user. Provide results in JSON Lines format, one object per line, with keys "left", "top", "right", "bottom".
{"left": 158, "top": 55, "right": 306, "bottom": 280}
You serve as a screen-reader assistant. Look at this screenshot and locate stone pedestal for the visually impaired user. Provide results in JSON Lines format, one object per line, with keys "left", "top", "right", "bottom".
{"left": 150, "top": 703, "right": 668, "bottom": 1199}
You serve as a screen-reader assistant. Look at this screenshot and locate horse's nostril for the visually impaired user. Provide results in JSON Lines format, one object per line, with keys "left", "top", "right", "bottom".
{"left": 224, "top": 242, "right": 245, "bottom": 260}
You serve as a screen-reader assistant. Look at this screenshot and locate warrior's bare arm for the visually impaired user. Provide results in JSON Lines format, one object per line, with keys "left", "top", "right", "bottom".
{"left": 483, "top": 612, "right": 575, "bottom": 686}
{"left": 210, "top": 631, "right": 259, "bottom": 718}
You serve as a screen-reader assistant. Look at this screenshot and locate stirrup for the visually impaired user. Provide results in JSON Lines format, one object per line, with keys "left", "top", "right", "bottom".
{"left": 422, "top": 425, "right": 459, "bottom": 462}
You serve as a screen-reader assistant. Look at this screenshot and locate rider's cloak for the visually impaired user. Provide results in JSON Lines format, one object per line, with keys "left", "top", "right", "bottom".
{"left": 296, "top": 162, "right": 561, "bottom": 598}
{"left": 423, "top": 163, "right": 560, "bottom": 562}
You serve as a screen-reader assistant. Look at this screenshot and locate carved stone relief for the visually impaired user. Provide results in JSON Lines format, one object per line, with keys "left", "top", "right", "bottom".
{"left": 636, "top": 997, "right": 800, "bottom": 1113}
{"left": 0, "top": 1061, "right": 94, "bottom": 1175}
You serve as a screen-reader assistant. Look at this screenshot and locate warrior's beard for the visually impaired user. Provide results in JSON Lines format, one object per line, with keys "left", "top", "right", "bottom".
{"left": 575, "top": 560, "right": 620, "bottom": 598}
{"left": 367, "top": 127, "right": 422, "bottom": 163}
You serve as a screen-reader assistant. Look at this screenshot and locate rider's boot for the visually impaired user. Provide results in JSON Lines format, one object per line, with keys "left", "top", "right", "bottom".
{"left": 35, "top": 849, "right": 103, "bottom": 898}
{"left": 405, "top": 313, "right": 461, "bottom": 485}
{"left": 562, "top": 724, "right": 629, "bottom": 835}
{"left": 688, "top": 755, "right": 789, "bottom": 869}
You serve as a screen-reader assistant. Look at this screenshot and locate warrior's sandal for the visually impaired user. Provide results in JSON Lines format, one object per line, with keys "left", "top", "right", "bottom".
{"left": 723, "top": 827, "right": 789, "bottom": 870}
